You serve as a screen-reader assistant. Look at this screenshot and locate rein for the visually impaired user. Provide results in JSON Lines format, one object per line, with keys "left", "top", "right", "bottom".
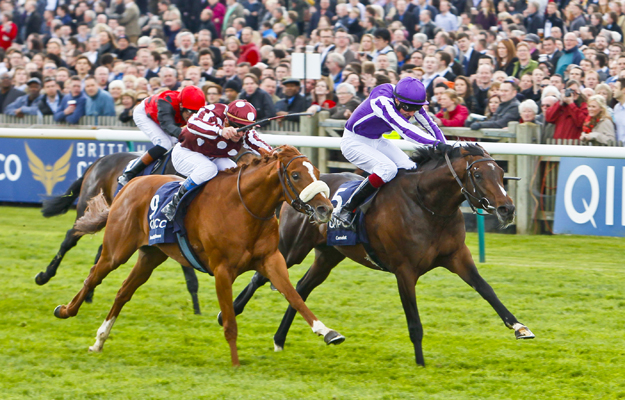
{"left": 414, "top": 151, "right": 497, "bottom": 218}
{"left": 237, "top": 155, "right": 318, "bottom": 221}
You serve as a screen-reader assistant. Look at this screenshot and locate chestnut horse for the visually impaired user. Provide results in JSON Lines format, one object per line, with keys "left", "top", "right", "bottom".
{"left": 53, "top": 145, "right": 345, "bottom": 366}
{"left": 225, "top": 144, "right": 535, "bottom": 366}
{"left": 36, "top": 152, "right": 202, "bottom": 313}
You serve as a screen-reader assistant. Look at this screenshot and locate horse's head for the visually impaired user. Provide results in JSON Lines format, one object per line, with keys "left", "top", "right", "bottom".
{"left": 273, "top": 146, "right": 333, "bottom": 223}
{"left": 458, "top": 145, "right": 515, "bottom": 227}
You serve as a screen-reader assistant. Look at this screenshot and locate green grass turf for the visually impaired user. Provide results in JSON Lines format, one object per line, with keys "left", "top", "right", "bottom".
{"left": 1, "top": 205, "right": 624, "bottom": 399}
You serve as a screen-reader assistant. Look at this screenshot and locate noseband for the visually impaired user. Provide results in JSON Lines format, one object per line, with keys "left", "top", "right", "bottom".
{"left": 237, "top": 155, "right": 328, "bottom": 220}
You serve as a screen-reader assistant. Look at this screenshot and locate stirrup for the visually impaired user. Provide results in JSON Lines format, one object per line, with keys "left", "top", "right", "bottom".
{"left": 334, "top": 209, "right": 356, "bottom": 229}
{"left": 162, "top": 201, "right": 177, "bottom": 221}
{"left": 118, "top": 173, "right": 131, "bottom": 187}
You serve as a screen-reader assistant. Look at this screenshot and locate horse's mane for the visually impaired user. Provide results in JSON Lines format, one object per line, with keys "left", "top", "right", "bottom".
{"left": 410, "top": 144, "right": 485, "bottom": 169}
{"left": 221, "top": 145, "right": 298, "bottom": 174}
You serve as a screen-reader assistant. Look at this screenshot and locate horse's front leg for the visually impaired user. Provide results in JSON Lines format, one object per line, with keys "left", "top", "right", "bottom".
{"left": 213, "top": 265, "right": 239, "bottom": 367}
{"left": 217, "top": 271, "right": 269, "bottom": 326}
{"left": 259, "top": 251, "right": 345, "bottom": 348}
{"left": 395, "top": 266, "right": 425, "bottom": 366}
{"left": 444, "top": 244, "right": 535, "bottom": 339}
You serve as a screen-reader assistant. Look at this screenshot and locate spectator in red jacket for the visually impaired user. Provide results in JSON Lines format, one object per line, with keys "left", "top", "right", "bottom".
{"left": 433, "top": 89, "right": 469, "bottom": 127}
{"left": 0, "top": 12, "right": 18, "bottom": 51}
{"left": 237, "top": 27, "right": 260, "bottom": 66}
{"left": 545, "top": 80, "right": 589, "bottom": 140}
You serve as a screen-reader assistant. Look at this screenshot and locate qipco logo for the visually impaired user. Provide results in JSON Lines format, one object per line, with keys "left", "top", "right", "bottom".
{"left": 0, "top": 153, "right": 22, "bottom": 181}
{"left": 564, "top": 165, "right": 622, "bottom": 228}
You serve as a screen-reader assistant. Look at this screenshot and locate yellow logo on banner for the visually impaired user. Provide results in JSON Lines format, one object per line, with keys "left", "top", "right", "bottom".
{"left": 25, "top": 143, "right": 73, "bottom": 195}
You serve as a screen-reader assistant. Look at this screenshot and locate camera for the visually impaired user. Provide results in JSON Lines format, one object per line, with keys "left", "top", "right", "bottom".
{"left": 564, "top": 88, "right": 573, "bottom": 97}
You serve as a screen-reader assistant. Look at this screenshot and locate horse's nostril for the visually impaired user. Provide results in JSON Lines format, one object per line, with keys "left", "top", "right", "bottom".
{"left": 317, "top": 205, "right": 329, "bottom": 215}
{"left": 497, "top": 205, "right": 515, "bottom": 215}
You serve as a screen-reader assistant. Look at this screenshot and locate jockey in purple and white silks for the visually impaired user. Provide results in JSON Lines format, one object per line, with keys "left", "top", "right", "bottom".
{"left": 335, "top": 76, "right": 449, "bottom": 225}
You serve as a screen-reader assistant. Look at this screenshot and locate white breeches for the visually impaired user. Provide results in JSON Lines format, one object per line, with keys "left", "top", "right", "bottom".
{"left": 171, "top": 143, "right": 236, "bottom": 184}
{"left": 340, "top": 129, "right": 416, "bottom": 182}
{"left": 133, "top": 100, "right": 178, "bottom": 150}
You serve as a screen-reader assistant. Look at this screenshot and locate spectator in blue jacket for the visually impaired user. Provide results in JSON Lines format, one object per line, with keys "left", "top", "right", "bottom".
{"left": 84, "top": 75, "right": 116, "bottom": 117}
{"left": 54, "top": 76, "right": 87, "bottom": 124}
{"left": 4, "top": 77, "right": 43, "bottom": 117}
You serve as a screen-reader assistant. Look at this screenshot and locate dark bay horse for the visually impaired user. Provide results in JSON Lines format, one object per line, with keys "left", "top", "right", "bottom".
{"left": 54, "top": 146, "right": 345, "bottom": 366}
{"left": 36, "top": 152, "right": 202, "bottom": 313}
{"left": 225, "top": 144, "right": 535, "bottom": 366}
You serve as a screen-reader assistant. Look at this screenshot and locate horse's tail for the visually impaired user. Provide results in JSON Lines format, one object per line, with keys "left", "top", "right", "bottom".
{"left": 41, "top": 174, "right": 87, "bottom": 217}
{"left": 73, "top": 191, "right": 109, "bottom": 237}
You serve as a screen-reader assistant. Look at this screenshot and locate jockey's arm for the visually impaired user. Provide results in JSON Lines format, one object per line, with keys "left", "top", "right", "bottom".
{"left": 242, "top": 129, "right": 273, "bottom": 155}
{"left": 370, "top": 96, "right": 445, "bottom": 146}
{"left": 156, "top": 99, "right": 182, "bottom": 138}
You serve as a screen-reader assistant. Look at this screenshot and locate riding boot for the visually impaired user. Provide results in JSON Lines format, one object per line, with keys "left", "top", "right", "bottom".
{"left": 162, "top": 178, "right": 197, "bottom": 221}
{"left": 335, "top": 178, "right": 379, "bottom": 227}
{"left": 118, "top": 145, "right": 168, "bottom": 187}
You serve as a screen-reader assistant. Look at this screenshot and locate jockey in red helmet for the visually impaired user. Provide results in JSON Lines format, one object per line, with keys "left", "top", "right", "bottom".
{"left": 161, "top": 100, "right": 273, "bottom": 220}
{"left": 118, "top": 85, "right": 206, "bottom": 186}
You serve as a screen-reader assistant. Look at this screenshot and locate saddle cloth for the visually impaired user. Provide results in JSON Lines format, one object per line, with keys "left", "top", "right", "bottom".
{"left": 327, "top": 180, "right": 374, "bottom": 247}
{"left": 147, "top": 181, "right": 211, "bottom": 275}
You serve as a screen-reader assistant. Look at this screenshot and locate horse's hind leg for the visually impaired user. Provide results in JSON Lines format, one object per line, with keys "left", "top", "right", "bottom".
{"left": 445, "top": 245, "right": 535, "bottom": 339}
{"left": 260, "top": 251, "right": 345, "bottom": 349}
{"left": 89, "top": 247, "right": 167, "bottom": 352}
{"left": 35, "top": 227, "right": 82, "bottom": 285}
{"left": 181, "top": 265, "right": 201, "bottom": 315}
{"left": 54, "top": 240, "right": 137, "bottom": 319}
{"left": 273, "top": 246, "right": 345, "bottom": 351}
{"left": 85, "top": 244, "right": 103, "bottom": 304}
{"left": 395, "top": 266, "right": 425, "bottom": 366}
{"left": 217, "top": 271, "right": 269, "bottom": 326}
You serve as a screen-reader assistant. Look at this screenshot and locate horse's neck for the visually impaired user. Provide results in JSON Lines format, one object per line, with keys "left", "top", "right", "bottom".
{"left": 401, "top": 162, "right": 467, "bottom": 212}
{"left": 233, "top": 160, "right": 283, "bottom": 216}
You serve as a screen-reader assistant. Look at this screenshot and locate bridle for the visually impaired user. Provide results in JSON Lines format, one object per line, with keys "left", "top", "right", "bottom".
{"left": 237, "top": 155, "right": 323, "bottom": 221}
{"left": 445, "top": 152, "right": 497, "bottom": 214}
{"left": 415, "top": 150, "right": 498, "bottom": 217}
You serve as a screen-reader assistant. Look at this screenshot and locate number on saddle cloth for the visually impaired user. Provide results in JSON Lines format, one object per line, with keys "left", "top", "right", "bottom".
{"left": 327, "top": 180, "right": 377, "bottom": 247}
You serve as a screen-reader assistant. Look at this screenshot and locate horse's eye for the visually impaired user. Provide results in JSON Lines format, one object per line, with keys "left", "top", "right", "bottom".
{"left": 291, "top": 172, "right": 300, "bottom": 180}
{"left": 474, "top": 173, "right": 482, "bottom": 179}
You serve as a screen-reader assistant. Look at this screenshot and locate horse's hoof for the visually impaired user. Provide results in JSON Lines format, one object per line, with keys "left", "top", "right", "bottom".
{"left": 85, "top": 290, "right": 94, "bottom": 304}
{"left": 274, "top": 342, "right": 283, "bottom": 352}
{"left": 35, "top": 272, "right": 48, "bottom": 285}
{"left": 88, "top": 345, "right": 102, "bottom": 353}
{"left": 217, "top": 312, "right": 223, "bottom": 326}
{"left": 324, "top": 330, "right": 346, "bottom": 346}
{"left": 54, "top": 305, "right": 66, "bottom": 319}
{"left": 515, "top": 325, "right": 535, "bottom": 339}
{"left": 194, "top": 310, "right": 202, "bottom": 315}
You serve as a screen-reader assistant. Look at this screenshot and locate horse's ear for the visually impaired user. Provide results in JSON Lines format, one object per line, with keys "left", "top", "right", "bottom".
{"left": 258, "top": 148, "right": 272, "bottom": 157}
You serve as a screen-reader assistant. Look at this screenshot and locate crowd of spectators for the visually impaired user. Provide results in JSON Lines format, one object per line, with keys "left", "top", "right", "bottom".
{"left": 0, "top": 0, "right": 624, "bottom": 144}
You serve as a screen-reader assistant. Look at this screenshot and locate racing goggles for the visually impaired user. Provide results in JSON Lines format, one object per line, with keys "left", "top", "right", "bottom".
{"left": 398, "top": 102, "right": 423, "bottom": 112}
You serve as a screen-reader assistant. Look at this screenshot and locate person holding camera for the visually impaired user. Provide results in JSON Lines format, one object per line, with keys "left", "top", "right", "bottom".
{"left": 544, "top": 80, "right": 589, "bottom": 141}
